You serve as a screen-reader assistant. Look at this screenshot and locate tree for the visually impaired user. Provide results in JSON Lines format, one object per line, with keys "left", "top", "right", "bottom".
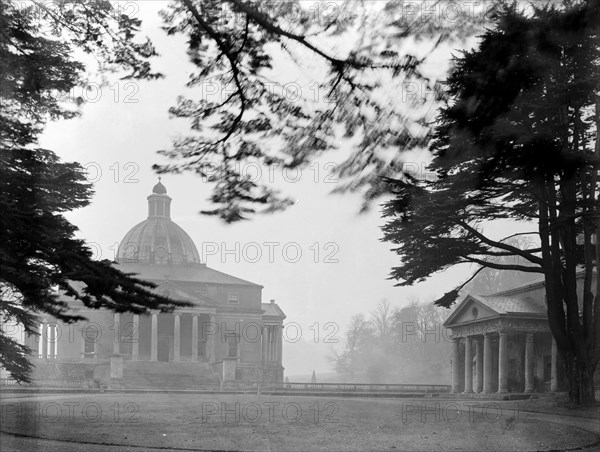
{"left": 330, "top": 313, "right": 372, "bottom": 380}
{"left": 153, "top": 0, "right": 501, "bottom": 221}
{"left": 381, "top": 1, "right": 600, "bottom": 404}
{"left": 331, "top": 299, "right": 450, "bottom": 383}
{"left": 0, "top": 1, "right": 186, "bottom": 382}
{"left": 459, "top": 237, "right": 541, "bottom": 297}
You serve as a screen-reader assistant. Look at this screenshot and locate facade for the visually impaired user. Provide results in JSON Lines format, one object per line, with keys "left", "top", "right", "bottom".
{"left": 20, "top": 181, "right": 285, "bottom": 388}
{"left": 444, "top": 272, "right": 596, "bottom": 394}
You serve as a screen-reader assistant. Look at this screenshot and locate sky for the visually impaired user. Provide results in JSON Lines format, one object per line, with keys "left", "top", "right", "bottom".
{"left": 37, "top": 1, "right": 530, "bottom": 376}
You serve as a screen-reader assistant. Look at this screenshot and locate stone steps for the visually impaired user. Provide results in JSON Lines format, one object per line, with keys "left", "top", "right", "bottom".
{"left": 113, "top": 360, "right": 220, "bottom": 389}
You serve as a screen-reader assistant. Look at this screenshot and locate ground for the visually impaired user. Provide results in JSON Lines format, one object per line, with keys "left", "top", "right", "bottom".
{"left": 0, "top": 392, "right": 598, "bottom": 451}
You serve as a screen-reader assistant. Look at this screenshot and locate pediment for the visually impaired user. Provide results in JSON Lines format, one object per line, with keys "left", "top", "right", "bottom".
{"left": 152, "top": 280, "right": 217, "bottom": 307}
{"left": 444, "top": 295, "right": 499, "bottom": 327}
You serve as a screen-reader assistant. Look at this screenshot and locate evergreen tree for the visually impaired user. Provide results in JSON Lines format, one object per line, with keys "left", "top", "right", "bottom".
{"left": 382, "top": 1, "right": 600, "bottom": 404}
{"left": 0, "top": 1, "right": 185, "bottom": 382}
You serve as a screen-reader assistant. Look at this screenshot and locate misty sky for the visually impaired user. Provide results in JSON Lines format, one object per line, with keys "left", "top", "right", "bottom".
{"left": 38, "top": 1, "right": 532, "bottom": 376}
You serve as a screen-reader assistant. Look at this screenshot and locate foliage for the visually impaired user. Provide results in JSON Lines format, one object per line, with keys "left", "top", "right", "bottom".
{"left": 381, "top": 1, "right": 600, "bottom": 403}
{"left": 331, "top": 299, "right": 450, "bottom": 383}
{"left": 151, "top": 0, "right": 503, "bottom": 221}
{"left": 0, "top": 1, "right": 184, "bottom": 382}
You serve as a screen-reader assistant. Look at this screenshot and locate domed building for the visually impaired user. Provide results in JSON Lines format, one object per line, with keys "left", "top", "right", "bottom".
{"left": 117, "top": 180, "right": 201, "bottom": 265}
{"left": 21, "top": 182, "right": 286, "bottom": 389}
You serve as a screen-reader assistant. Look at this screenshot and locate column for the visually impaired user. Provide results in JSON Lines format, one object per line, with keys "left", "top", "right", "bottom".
{"left": 272, "top": 326, "right": 278, "bottom": 363}
{"left": 276, "top": 324, "right": 283, "bottom": 365}
{"left": 113, "top": 313, "right": 120, "bottom": 355}
{"left": 41, "top": 321, "right": 48, "bottom": 359}
{"left": 150, "top": 313, "right": 158, "bottom": 361}
{"left": 451, "top": 338, "right": 461, "bottom": 393}
{"left": 464, "top": 336, "right": 473, "bottom": 393}
{"left": 132, "top": 314, "right": 139, "bottom": 360}
{"left": 262, "top": 325, "right": 268, "bottom": 362}
{"left": 498, "top": 332, "right": 508, "bottom": 393}
{"left": 524, "top": 333, "right": 535, "bottom": 393}
{"left": 551, "top": 337, "right": 559, "bottom": 392}
{"left": 269, "top": 326, "right": 274, "bottom": 361}
{"left": 48, "top": 323, "right": 56, "bottom": 359}
{"left": 174, "top": 314, "right": 181, "bottom": 362}
{"left": 192, "top": 315, "right": 198, "bottom": 361}
{"left": 475, "top": 338, "right": 483, "bottom": 393}
{"left": 483, "top": 333, "right": 493, "bottom": 393}
{"left": 206, "top": 314, "right": 215, "bottom": 361}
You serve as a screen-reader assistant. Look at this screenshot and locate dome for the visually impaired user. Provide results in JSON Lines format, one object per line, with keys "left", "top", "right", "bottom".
{"left": 116, "top": 181, "right": 201, "bottom": 265}
{"left": 117, "top": 218, "right": 201, "bottom": 265}
{"left": 153, "top": 179, "right": 167, "bottom": 194}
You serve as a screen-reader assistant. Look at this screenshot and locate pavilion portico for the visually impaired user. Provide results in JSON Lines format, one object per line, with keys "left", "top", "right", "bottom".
{"left": 444, "top": 294, "right": 562, "bottom": 394}
{"left": 111, "top": 310, "right": 216, "bottom": 363}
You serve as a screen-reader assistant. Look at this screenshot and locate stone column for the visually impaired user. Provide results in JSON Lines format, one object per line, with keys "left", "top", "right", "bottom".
{"left": 132, "top": 314, "right": 139, "bottom": 360}
{"left": 113, "top": 313, "right": 120, "bottom": 355}
{"left": 267, "top": 325, "right": 273, "bottom": 362}
{"left": 483, "top": 333, "right": 493, "bottom": 393}
{"left": 525, "top": 333, "right": 535, "bottom": 393}
{"left": 551, "top": 337, "right": 559, "bottom": 392}
{"left": 192, "top": 315, "right": 198, "bottom": 361}
{"left": 464, "top": 336, "right": 473, "bottom": 393}
{"left": 206, "top": 314, "right": 216, "bottom": 361}
{"left": 41, "top": 322, "right": 48, "bottom": 359}
{"left": 261, "top": 325, "right": 269, "bottom": 363}
{"left": 276, "top": 324, "right": 283, "bottom": 365}
{"left": 451, "top": 338, "right": 461, "bottom": 393}
{"left": 269, "top": 326, "right": 274, "bottom": 361}
{"left": 475, "top": 338, "right": 484, "bottom": 393}
{"left": 151, "top": 313, "right": 158, "bottom": 361}
{"left": 498, "top": 332, "right": 508, "bottom": 393}
{"left": 48, "top": 323, "right": 56, "bottom": 358}
{"left": 174, "top": 314, "right": 181, "bottom": 362}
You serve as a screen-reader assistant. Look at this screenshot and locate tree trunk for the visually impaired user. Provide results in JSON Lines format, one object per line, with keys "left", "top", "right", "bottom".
{"left": 564, "top": 354, "right": 596, "bottom": 405}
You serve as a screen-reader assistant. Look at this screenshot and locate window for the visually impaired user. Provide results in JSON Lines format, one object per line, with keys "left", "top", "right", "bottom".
{"left": 227, "top": 294, "right": 239, "bottom": 304}
{"left": 83, "top": 335, "right": 96, "bottom": 358}
{"left": 227, "top": 335, "right": 238, "bottom": 357}
{"left": 82, "top": 325, "right": 99, "bottom": 358}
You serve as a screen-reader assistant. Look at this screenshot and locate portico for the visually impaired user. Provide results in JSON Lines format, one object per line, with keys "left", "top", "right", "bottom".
{"left": 445, "top": 293, "right": 561, "bottom": 394}
{"left": 113, "top": 310, "right": 217, "bottom": 363}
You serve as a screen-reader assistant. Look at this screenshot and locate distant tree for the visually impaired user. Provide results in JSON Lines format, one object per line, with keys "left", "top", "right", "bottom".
{"left": 459, "top": 237, "right": 541, "bottom": 297}
{"left": 381, "top": 2, "right": 600, "bottom": 404}
{"left": 330, "top": 313, "right": 372, "bottom": 380}
{"left": 0, "top": 1, "right": 186, "bottom": 382}
{"left": 331, "top": 299, "right": 450, "bottom": 383}
{"left": 370, "top": 299, "right": 396, "bottom": 339}
{"left": 392, "top": 301, "right": 451, "bottom": 381}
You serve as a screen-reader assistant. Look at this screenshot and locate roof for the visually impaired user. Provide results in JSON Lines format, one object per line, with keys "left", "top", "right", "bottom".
{"left": 153, "top": 280, "right": 218, "bottom": 307}
{"left": 490, "top": 268, "right": 595, "bottom": 297}
{"left": 472, "top": 295, "right": 546, "bottom": 315}
{"left": 153, "top": 179, "right": 167, "bottom": 194}
{"left": 261, "top": 302, "right": 286, "bottom": 319}
{"left": 117, "top": 218, "right": 201, "bottom": 265}
{"left": 115, "top": 262, "right": 262, "bottom": 287}
{"left": 444, "top": 293, "right": 546, "bottom": 328}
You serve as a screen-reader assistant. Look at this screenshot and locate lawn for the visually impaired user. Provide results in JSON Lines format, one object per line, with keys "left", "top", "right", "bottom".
{"left": 0, "top": 393, "right": 596, "bottom": 451}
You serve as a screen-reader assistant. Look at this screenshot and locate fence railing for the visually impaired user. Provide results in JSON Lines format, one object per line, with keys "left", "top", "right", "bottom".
{"left": 0, "top": 378, "right": 451, "bottom": 393}
{"left": 0, "top": 378, "right": 87, "bottom": 388}
{"left": 240, "top": 382, "right": 451, "bottom": 393}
